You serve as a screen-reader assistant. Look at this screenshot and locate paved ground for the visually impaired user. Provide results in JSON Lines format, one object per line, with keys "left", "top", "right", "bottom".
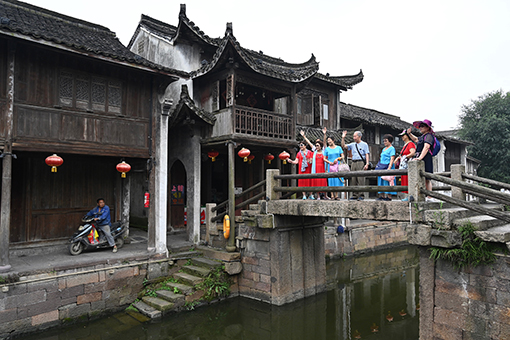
{"left": 4, "top": 228, "right": 194, "bottom": 276}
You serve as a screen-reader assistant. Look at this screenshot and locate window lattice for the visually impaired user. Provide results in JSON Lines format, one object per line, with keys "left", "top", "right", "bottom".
{"left": 108, "top": 81, "right": 121, "bottom": 113}
{"left": 75, "top": 77, "right": 89, "bottom": 109}
{"left": 91, "top": 78, "right": 106, "bottom": 111}
{"left": 59, "top": 74, "right": 73, "bottom": 106}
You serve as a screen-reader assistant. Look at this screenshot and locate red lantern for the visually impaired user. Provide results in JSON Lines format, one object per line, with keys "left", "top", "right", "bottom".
{"left": 208, "top": 150, "right": 219, "bottom": 162}
{"left": 247, "top": 155, "right": 255, "bottom": 164}
{"left": 238, "top": 148, "right": 250, "bottom": 162}
{"left": 45, "top": 154, "right": 63, "bottom": 173}
{"left": 279, "top": 151, "right": 290, "bottom": 164}
{"left": 116, "top": 161, "right": 131, "bottom": 178}
{"left": 264, "top": 153, "right": 274, "bottom": 164}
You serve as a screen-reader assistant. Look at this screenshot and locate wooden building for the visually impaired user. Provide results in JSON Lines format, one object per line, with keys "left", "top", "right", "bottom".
{"left": 0, "top": 0, "right": 186, "bottom": 271}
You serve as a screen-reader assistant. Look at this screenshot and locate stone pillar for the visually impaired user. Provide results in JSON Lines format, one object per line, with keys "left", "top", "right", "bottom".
{"left": 187, "top": 135, "right": 202, "bottom": 244}
{"left": 266, "top": 169, "right": 280, "bottom": 200}
{"left": 121, "top": 175, "right": 131, "bottom": 240}
{"left": 408, "top": 160, "right": 426, "bottom": 202}
{"left": 419, "top": 247, "right": 435, "bottom": 340}
{"left": 0, "top": 42, "right": 15, "bottom": 273}
{"left": 451, "top": 164, "right": 466, "bottom": 201}
{"left": 205, "top": 203, "right": 217, "bottom": 244}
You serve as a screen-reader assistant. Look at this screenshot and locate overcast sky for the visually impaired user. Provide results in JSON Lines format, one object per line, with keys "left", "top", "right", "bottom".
{"left": 24, "top": 0, "right": 510, "bottom": 131}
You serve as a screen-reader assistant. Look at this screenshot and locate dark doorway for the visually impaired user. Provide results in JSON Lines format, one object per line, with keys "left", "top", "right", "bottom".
{"left": 170, "top": 160, "right": 186, "bottom": 229}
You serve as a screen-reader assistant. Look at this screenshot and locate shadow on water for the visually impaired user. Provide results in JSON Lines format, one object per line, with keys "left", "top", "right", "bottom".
{"left": 19, "top": 246, "right": 419, "bottom": 340}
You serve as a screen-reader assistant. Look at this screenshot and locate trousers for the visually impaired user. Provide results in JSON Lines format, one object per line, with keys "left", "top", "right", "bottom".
{"left": 98, "top": 224, "right": 115, "bottom": 247}
{"left": 350, "top": 161, "right": 366, "bottom": 198}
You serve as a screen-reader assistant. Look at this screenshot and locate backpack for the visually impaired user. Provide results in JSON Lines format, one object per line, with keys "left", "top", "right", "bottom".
{"left": 426, "top": 133, "right": 441, "bottom": 156}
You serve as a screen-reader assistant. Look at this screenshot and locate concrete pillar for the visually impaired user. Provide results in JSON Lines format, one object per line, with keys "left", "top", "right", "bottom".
{"left": 451, "top": 164, "right": 466, "bottom": 201}
{"left": 0, "top": 42, "right": 15, "bottom": 273}
{"left": 266, "top": 169, "right": 280, "bottom": 200}
{"left": 408, "top": 160, "right": 426, "bottom": 202}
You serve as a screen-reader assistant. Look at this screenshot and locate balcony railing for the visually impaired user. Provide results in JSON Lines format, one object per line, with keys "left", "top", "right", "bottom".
{"left": 235, "top": 106, "right": 293, "bottom": 140}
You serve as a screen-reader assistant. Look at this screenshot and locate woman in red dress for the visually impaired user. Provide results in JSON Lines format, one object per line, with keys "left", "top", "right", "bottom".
{"left": 395, "top": 129, "right": 416, "bottom": 201}
{"left": 288, "top": 142, "right": 313, "bottom": 199}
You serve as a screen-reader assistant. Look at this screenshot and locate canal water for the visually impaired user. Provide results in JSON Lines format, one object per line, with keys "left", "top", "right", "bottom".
{"left": 19, "top": 246, "right": 419, "bottom": 340}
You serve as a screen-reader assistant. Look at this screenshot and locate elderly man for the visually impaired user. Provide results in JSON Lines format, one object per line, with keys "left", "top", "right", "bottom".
{"left": 341, "top": 130, "right": 370, "bottom": 200}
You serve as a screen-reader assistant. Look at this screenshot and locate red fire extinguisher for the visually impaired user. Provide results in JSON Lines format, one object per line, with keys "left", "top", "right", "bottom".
{"left": 144, "top": 192, "right": 150, "bottom": 208}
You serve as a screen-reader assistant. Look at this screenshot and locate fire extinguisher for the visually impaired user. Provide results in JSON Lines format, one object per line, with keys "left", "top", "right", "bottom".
{"left": 144, "top": 192, "right": 150, "bottom": 208}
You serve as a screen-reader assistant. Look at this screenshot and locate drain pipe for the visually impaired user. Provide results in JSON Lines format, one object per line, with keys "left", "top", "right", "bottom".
{"left": 408, "top": 195, "right": 415, "bottom": 224}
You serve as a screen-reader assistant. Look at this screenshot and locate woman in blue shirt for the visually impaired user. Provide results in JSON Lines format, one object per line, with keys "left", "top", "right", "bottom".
{"left": 376, "top": 134, "right": 396, "bottom": 201}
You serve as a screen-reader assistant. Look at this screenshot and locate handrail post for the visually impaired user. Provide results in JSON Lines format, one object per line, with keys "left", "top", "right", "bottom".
{"left": 408, "top": 160, "right": 426, "bottom": 202}
{"left": 266, "top": 169, "right": 280, "bottom": 200}
{"left": 451, "top": 164, "right": 466, "bottom": 201}
{"left": 205, "top": 203, "right": 217, "bottom": 244}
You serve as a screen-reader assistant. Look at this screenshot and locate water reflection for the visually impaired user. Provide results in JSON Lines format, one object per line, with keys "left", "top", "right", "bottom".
{"left": 20, "top": 246, "right": 419, "bottom": 340}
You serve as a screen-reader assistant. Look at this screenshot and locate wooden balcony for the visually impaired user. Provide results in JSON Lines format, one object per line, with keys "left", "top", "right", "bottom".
{"left": 234, "top": 106, "right": 293, "bottom": 140}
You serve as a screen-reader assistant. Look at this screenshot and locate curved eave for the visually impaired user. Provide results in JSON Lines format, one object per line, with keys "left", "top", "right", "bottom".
{"left": 315, "top": 69, "right": 364, "bottom": 89}
{"left": 173, "top": 14, "right": 220, "bottom": 48}
{"left": 191, "top": 35, "right": 319, "bottom": 83}
{"left": 169, "top": 85, "right": 216, "bottom": 127}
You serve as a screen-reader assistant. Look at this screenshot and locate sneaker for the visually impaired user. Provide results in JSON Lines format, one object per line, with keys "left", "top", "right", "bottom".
{"left": 325, "top": 195, "right": 332, "bottom": 200}
{"left": 376, "top": 197, "right": 384, "bottom": 201}
{"left": 112, "top": 246, "right": 118, "bottom": 253}
{"left": 309, "top": 195, "right": 315, "bottom": 200}
{"left": 302, "top": 196, "right": 307, "bottom": 200}
{"left": 317, "top": 196, "right": 321, "bottom": 200}
{"left": 358, "top": 197, "right": 364, "bottom": 201}
{"left": 349, "top": 197, "right": 357, "bottom": 200}
{"left": 383, "top": 197, "right": 392, "bottom": 201}
{"left": 401, "top": 197, "right": 409, "bottom": 202}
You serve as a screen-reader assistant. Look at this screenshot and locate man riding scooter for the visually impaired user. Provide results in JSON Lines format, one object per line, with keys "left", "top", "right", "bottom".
{"left": 86, "top": 198, "right": 117, "bottom": 253}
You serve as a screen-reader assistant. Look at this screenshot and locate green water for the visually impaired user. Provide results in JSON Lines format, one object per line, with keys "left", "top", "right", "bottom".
{"left": 20, "top": 246, "right": 419, "bottom": 340}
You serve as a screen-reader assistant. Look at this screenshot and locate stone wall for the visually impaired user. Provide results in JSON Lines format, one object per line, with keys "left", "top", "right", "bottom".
{"left": 325, "top": 221, "right": 409, "bottom": 258}
{"left": 0, "top": 258, "right": 170, "bottom": 338}
{"left": 419, "top": 249, "right": 510, "bottom": 339}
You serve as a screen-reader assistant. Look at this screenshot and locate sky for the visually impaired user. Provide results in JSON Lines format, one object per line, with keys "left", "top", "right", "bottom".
{"left": 24, "top": 0, "right": 510, "bottom": 131}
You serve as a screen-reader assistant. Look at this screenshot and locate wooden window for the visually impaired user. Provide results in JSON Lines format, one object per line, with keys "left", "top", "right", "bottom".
{"left": 58, "top": 71, "right": 122, "bottom": 114}
{"left": 323, "top": 103, "right": 329, "bottom": 120}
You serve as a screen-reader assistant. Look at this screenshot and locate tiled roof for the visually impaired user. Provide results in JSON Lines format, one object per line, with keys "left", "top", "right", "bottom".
{"left": 339, "top": 102, "right": 411, "bottom": 131}
{"left": 315, "top": 70, "right": 364, "bottom": 89}
{"left": 169, "top": 84, "right": 216, "bottom": 127}
{"left": 297, "top": 125, "right": 362, "bottom": 145}
{"left": 0, "top": 0, "right": 188, "bottom": 77}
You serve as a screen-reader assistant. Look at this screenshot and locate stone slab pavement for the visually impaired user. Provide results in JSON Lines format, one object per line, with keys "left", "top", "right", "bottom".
{"left": 3, "top": 228, "right": 194, "bottom": 277}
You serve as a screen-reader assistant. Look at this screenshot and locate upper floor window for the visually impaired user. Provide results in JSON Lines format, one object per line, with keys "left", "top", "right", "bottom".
{"left": 322, "top": 103, "right": 329, "bottom": 120}
{"left": 59, "top": 71, "right": 122, "bottom": 114}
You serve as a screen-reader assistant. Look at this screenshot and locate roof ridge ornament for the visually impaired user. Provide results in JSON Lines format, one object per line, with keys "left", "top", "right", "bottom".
{"left": 225, "top": 22, "right": 233, "bottom": 36}
{"left": 179, "top": 4, "right": 186, "bottom": 18}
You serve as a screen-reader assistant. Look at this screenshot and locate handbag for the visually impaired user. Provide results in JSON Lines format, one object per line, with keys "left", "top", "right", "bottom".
{"left": 338, "top": 159, "right": 350, "bottom": 172}
{"left": 381, "top": 175, "right": 395, "bottom": 186}
{"left": 398, "top": 143, "right": 411, "bottom": 170}
{"left": 355, "top": 143, "right": 374, "bottom": 170}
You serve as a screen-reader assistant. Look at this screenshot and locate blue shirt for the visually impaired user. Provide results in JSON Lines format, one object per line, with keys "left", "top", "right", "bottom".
{"left": 86, "top": 205, "right": 111, "bottom": 226}
{"left": 347, "top": 141, "right": 370, "bottom": 161}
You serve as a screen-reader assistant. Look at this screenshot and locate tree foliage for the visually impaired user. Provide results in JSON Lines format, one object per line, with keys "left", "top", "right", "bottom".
{"left": 458, "top": 90, "right": 510, "bottom": 183}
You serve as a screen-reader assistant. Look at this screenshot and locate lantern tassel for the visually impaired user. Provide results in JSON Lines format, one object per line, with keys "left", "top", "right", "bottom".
{"left": 283, "top": 160, "right": 287, "bottom": 165}
{"left": 121, "top": 172, "right": 126, "bottom": 178}
{"left": 244, "top": 157, "right": 248, "bottom": 162}
{"left": 52, "top": 166, "right": 57, "bottom": 172}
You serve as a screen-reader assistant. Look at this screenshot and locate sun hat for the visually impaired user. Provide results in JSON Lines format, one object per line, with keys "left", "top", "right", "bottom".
{"left": 412, "top": 119, "right": 434, "bottom": 133}
{"left": 398, "top": 129, "right": 408, "bottom": 136}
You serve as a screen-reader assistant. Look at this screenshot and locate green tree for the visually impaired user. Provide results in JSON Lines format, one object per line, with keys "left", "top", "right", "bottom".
{"left": 458, "top": 90, "right": 510, "bottom": 183}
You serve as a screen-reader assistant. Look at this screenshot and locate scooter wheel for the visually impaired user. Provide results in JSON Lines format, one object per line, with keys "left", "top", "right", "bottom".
{"left": 69, "top": 241, "right": 84, "bottom": 256}
{"left": 115, "top": 237, "right": 125, "bottom": 249}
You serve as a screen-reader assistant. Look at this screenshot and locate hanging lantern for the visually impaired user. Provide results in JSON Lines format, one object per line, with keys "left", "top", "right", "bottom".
{"left": 45, "top": 154, "right": 63, "bottom": 173}
{"left": 116, "top": 161, "right": 131, "bottom": 178}
{"left": 208, "top": 150, "right": 219, "bottom": 162}
{"left": 238, "top": 148, "right": 250, "bottom": 162}
{"left": 264, "top": 153, "right": 274, "bottom": 164}
{"left": 247, "top": 155, "right": 255, "bottom": 164}
{"left": 279, "top": 151, "right": 290, "bottom": 164}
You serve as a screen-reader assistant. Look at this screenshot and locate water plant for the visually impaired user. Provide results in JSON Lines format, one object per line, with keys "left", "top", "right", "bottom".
{"left": 429, "top": 222, "right": 497, "bottom": 269}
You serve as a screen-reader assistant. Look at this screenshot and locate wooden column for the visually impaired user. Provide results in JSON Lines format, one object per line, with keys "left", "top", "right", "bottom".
{"left": 0, "top": 42, "right": 15, "bottom": 273}
{"left": 122, "top": 175, "right": 131, "bottom": 240}
{"left": 226, "top": 141, "right": 236, "bottom": 252}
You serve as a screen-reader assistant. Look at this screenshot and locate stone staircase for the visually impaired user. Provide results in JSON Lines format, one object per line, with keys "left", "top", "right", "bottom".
{"left": 412, "top": 203, "right": 510, "bottom": 248}
{"left": 132, "top": 255, "right": 223, "bottom": 318}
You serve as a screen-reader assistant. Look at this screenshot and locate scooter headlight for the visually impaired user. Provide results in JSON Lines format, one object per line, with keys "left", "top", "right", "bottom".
{"left": 78, "top": 225, "right": 85, "bottom": 231}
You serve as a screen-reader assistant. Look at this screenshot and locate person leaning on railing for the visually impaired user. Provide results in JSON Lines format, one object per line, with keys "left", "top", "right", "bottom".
{"left": 341, "top": 130, "right": 370, "bottom": 201}
{"left": 407, "top": 119, "right": 435, "bottom": 201}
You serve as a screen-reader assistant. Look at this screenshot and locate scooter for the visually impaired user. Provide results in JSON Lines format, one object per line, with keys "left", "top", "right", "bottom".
{"left": 69, "top": 215, "right": 126, "bottom": 255}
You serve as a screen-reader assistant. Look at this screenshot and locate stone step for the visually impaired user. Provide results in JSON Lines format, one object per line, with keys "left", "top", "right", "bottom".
{"left": 249, "top": 203, "right": 261, "bottom": 211}
{"left": 173, "top": 272, "right": 204, "bottom": 286}
{"left": 474, "top": 224, "right": 510, "bottom": 243}
{"left": 132, "top": 300, "right": 161, "bottom": 319}
{"left": 197, "top": 246, "right": 241, "bottom": 262}
{"left": 453, "top": 215, "right": 507, "bottom": 231}
{"left": 141, "top": 296, "right": 174, "bottom": 312}
{"left": 423, "top": 204, "right": 503, "bottom": 229}
{"left": 156, "top": 290, "right": 185, "bottom": 308}
{"left": 191, "top": 257, "right": 223, "bottom": 269}
{"left": 169, "top": 250, "right": 203, "bottom": 260}
{"left": 166, "top": 281, "right": 194, "bottom": 295}
{"left": 182, "top": 265, "right": 211, "bottom": 277}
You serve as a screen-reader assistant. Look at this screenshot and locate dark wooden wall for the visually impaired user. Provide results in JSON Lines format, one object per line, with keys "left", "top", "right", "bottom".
{"left": 10, "top": 153, "right": 117, "bottom": 243}
{"left": 4, "top": 39, "right": 154, "bottom": 158}
{"left": 445, "top": 141, "right": 461, "bottom": 172}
